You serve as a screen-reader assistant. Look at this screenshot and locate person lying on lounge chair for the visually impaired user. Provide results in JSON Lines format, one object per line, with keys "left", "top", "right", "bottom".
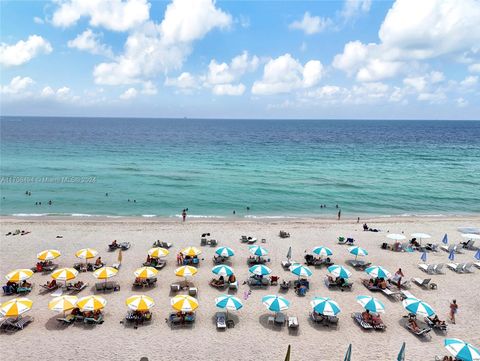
{"left": 408, "top": 318, "right": 420, "bottom": 332}
{"left": 228, "top": 274, "right": 236, "bottom": 283}
{"left": 362, "top": 310, "right": 372, "bottom": 322}
{"left": 427, "top": 315, "right": 446, "bottom": 326}
{"left": 335, "top": 277, "right": 345, "bottom": 286}
{"left": 378, "top": 278, "right": 387, "bottom": 290}
{"left": 110, "top": 240, "right": 118, "bottom": 248}
{"left": 370, "top": 313, "right": 383, "bottom": 326}
{"left": 20, "top": 280, "right": 32, "bottom": 288}
{"left": 44, "top": 279, "right": 57, "bottom": 288}
{"left": 95, "top": 257, "right": 104, "bottom": 267}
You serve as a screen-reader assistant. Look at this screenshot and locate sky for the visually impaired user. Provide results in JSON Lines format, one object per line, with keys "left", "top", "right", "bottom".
{"left": 1, "top": 0, "right": 479, "bottom": 119}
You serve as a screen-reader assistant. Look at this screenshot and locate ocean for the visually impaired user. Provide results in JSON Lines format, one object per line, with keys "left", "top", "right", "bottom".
{"left": 1, "top": 117, "right": 479, "bottom": 218}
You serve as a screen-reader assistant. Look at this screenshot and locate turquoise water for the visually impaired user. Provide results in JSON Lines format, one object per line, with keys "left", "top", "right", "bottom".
{"left": 1, "top": 117, "right": 479, "bottom": 218}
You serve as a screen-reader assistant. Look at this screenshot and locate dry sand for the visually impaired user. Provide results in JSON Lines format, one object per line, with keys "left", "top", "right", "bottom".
{"left": 0, "top": 216, "right": 479, "bottom": 361}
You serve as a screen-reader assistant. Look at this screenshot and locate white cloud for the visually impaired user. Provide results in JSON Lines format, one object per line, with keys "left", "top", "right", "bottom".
{"left": 460, "top": 75, "right": 478, "bottom": 87}
{"left": 1, "top": 76, "right": 35, "bottom": 94}
{"left": 120, "top": 87, "right": 138, "bottom": 99}
{"left": 468, "top": 63, "right": 480, "bottom": 73}
{"left": 41, "top": 86, "right": 55, "bottom": 97}
{"left": 206, "top": 51, "right": 258, "bottom": 85}
{"left": 341, "top": 0, "right": 372, "bottom": 20}
{"left": 165, "top": 72, "right": 199, "bottom": 89}
{"left": 93, "top": 0, "right": 232, "bottom": 85}
{"left": 0, "top": 35, "right": 52, "bottom": 67}
{"left": 289, "top": 12, "right": 332, "bottom": 35}
{"left": 40, "top": 85, "right": 77, "bottom": 102}
{"left": 141, "top": 81, "right": 158, "bottom": 95}
{"left": 67, "top": 29, "right": 113, "bottom": 57}
{"left": 33, "top": 16, "right": 44, "bottom": 24}
{"left": 333, "top": 0, "right": 480, "bottom": 82}
{"left": 212, "top": 83, "right": 245, "bottom": 96}
{"left": 418, "top": 90, "right": 446, "bottom": 103}
{"left": 456, "top": 97, "right": 468, "bottom": 107}
{"left": 252, "top": 54, "right": 324, "bottom": 95}
{"left": 56, "top": 86, "right": 71, "bottom": 98}
{"left": 52, "top": 0, "right": 150, "bottom": 32}
{"left": 403, "top": 71, "right": 445, "bottom": 92}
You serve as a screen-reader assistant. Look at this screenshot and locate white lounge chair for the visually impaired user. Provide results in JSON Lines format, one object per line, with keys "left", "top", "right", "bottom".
{"left": 216, "top": 312, "right": 227, "bottom": 329}
{"left": 433, "top": 263, "right": 445, "bottom": 274}
{"left": 381, "top": 287, "right": 401, "bottom": 300}
{"left": 474, "top": 262, "right": 480, "bottom": 269}
{"left": 441, "top": 244, "right": 463, "bottom": 254}
{"left": 418, "top": 263, "right": 435, "bottom": 274}
{"left": 400, "top": 290, "right": 416, "bottom": 300}
{"left": 447, "top": 263, "right": 465, "bottom": 273}
{"left": 411, "top": 278, "right": 436, "bottom": 289}
{"left": 462, "top": 263, "right": 475, "bottom": 273}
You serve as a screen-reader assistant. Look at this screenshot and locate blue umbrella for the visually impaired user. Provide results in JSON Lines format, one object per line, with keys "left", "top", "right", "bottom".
{"left": 442, "top": 234, "right": 448, "bottom": 244}
{"left": 474, "top": 249, "right": 480, "bottom": 261}
{"left": 444, "top": 338, "right": 480, "bottom": 361}
{"left": 215, "top": 247, "right": 234, "bottom": 257}
{"left": 420, "top": 251, "right": 427, "bottom": 262}
{"left": 449, "top": 250, "right": 455, "bottom": 261}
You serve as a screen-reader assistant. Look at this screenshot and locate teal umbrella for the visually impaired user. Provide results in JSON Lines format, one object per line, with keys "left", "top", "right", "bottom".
{"left": 397, "top": 342, "right": 406, "bottom": 361}
{"left": 444, "top": 338, "right": 480, "bottom": 361}
{"left": 344, "top": 344, "right": 352, "bottom": 361}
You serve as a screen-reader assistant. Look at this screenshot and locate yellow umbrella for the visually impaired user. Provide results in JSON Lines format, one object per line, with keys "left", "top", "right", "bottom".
{"left": 49, "top": 296, "right": 78, "bottom": 313}
{"left": 126, "top": 295, "right": 155, "bottom": 311}
{"left": 175, "top": 265, "right": 197, "bottom": 278}
{"left": 181, "top": 246, "right": 201, "bottom": 257}
{"left": 37, "top": 249, "right": 61, "bottom": 261}
{"left": 134, "top": 267, "right": 158, "bottom": 279}
{"left": 0, "top": 297, "right": 33, "bottom": 317}
{"left": 171, "top": 295, "right": 198, "bottom": 312}
{"left": 77, "top": 295, "right": 107, "bottom": 311}
{"left": 148, "top": 247, "right": 169, "bottom": 258}
{"left": 52, "top": 267, "right": 78, "bottom": 281}
{"left": 93, "top": 267, "right": 118, "bottom": 280}
{"left": 75, "top": 248, "right": 98, "bottom": 260}
{"left": 5, "top": 269, "right": 33, "bottom": 283}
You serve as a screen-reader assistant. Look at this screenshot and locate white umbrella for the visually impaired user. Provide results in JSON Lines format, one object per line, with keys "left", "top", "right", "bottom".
{"left": 387, "top": 234, "right": 406, "bottom": 241}
{"left": 411, "top": 233, "right": 431, "bottom": 239}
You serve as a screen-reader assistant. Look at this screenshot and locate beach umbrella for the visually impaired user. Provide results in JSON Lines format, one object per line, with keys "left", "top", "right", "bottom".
{"left": 126, "top": 295, "right": 155, "bottom": 312}
{"left": 262, "top": 295, "right": 290, "bottom": 312}
{"left": 215, "top": 294, "right": 243, "bottom": 311}
{"left": 175, "top": 265, "right": 198, "bottom": 278}
{"left": 148, "top": 247, "right": 169, "bottom": 258}
{"left": 134, "top": 266, "right": 158, "bottom": 279}
{"left": 52, "top": 267, "right": 78, "bottom": 282}
{"left": 444, "top": 338, "right": 480, "bottom": 361}
{"left": 0, "top": 297, "right": 33, "bottom": 317}
{"left": 449, "top": 250, "right": 455, "bottom": 261}
{"left": 462, "top": 234, "right": 480, "bottom": 240}
{"left": 442, "top": 234, "right": 449, "bottom": 244}
{"left": 327, "top": 265, "right": 352, "bottom": 279}
{"left": 93, "top": 267, "right": 118, "bottom": 286}
{"left": 397, "top": 342, "right": 406, "bottom": 361}
{"left": 249, "top": 245, "right": 268, "bottom": 257}
{"left": 211, "top": 265, "right": 234, "bottom": 277}
{"left": 286, "top": 246, "right": 292, "bottom": 260}
{"left": 171, "top": 295, "right": 198, "bottom": 312}
{"left": 48, "top": 295, "right": 78, "bottom": 313}
{"left": 248, "top": 264, "right": 272, "bottom": 276}
{"left": 75, "top": 248, "right": 98, "bottom": 260}
{"left": 420, "top": 251, "right": 427, "bottom": 262}
{"left": 313, "top": 246, "right": 333, "bottom": 257}
{"left": 37, "top": 249, "right": 61, "bottom": 261}
{"left": 387, "top": 234, "right": 406, "bottom": 241}
{"left": 118, "top": 249, "right": 123, "bottom": 264}
{"left": 215, "top": 247, "right": 234, "bottom": 258}
{"left": 77, "top": 295, "right": 107, "bottom": 311}
{"left": 5, "top": 269, "right": 33, "bottom": 283}
{"left": 356, "top": 295, "right": 385, "bottom": 313}
{"left": 402, "top": 297, "right": 435, "bottom": 317}
{"left": 365, "top": 265, "right": 391, "bottom": 279}
{"left": 285, "top": 345, "right": 291, "bottom": 361}
{"left": 310, "top": 297, "right": 341, "bottom": 316}
{"left": 348, "top": 246, "right": 368, "bottom": 260}
{"left": 475, "top": 249, "right": 480, "bottom": 261}
{"left": 344, "top": 344, "right": 352, "bottom": 361}
{"left": 181, "top": 246, "right": 201, "bottom": 257}
{"left": 289, "top": 263, "right": 312, "bottom": 278}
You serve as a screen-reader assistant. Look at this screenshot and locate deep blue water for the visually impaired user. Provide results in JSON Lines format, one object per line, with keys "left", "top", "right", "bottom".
{"left": 1, "top": 117, "right": 479, "bottom": 218}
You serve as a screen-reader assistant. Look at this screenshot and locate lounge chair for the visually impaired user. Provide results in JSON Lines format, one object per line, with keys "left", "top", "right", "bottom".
{"left": 247, "top": 257, "right": 269, "bottom": 266}
{"left": 41, "top": 282, "right": 60, "bottom": 292}
{"left": 474, "top": 262, "right": 480, "bottom": 269}
{"left": 170, "top": 283, "right": 181, "bottom": 292}
{"left": 399, "top": 290, "right": 416, "bottom": 301}
{"left": 95, "top": 281, "right": 120, "bottom": 292}
{"left": 288, "top": 316, "right": 299, "bottom": 329}
{"left": 213, "top": 255, "right": 228, "bottom": 265}
{"left": 274, "top": 312, "right": 286, "bottom": 326}
{"left": 280, "top": 280, "right": 291, "bottom": 290}
{"left": 418, "top": 263, "right": 435, "bottom": 274}
{"left": 361, "top": 279, "right": 381, "bottom": 292}
{"left": 246, "top": 277, "right": 269, "bottom": 288}
{"left": 403, "top": 316, "right": 431, "bottom": 337}
{"left": 184, "top": 313, "right": 196, "bottom": 324}
{"left": 210, "top": 279, "right": 227, "bottom": 289}
{"left": 281, "top": 259, "right": 294, "bottom": 270}
{"left": 325, "top": 277, "right": 352, "bottom": 291}
{"left": 411, "top": 278, "right": 436, "bottom": 289}
{"left": 84, "top": 315, "right": 104, "bottom": 324}
{"left": 433, "top": 263, "right": 445, "bottom": 274}
{"left": 381, "top": 287, "right": 401, "bottom": 300}
{"left": 279, "top": 231, "right": 290, "bottom": 238}
{"left": 304, "top": 254, "right": 333, "bottom": 267}
{"left": 351, "top": 312, "right": 373, "bottom": 329}
{"left": 240, "top": 236, "right": 248, "bottom": 243}
{"left": 247, "top": 237, "right": 257, "bottom": 244}
{"left": 228, "top": 280, "right": 238, "bottom": 290}
{"left": 441, "top": 244, "right": 462, "bottom": 254}
{"left": 67, "top": 282, "right": 88, "bottom": 293}
{"left": 338, "top": 237, "right": 355, "bottom": 245}
{"left": 0, "top": 316, "right": 34, "bottom": 332}
{"left": 2, "top": 285, "right": 15, "bottom": 296}
{"left": 447, "top": 263, "right": 466, "bottom": 273}
{"left": 310, "top": 312, "right": 338, "bottom": 326}
{"left": 188, "top": 287, "right": 198, "bottom": 297}
{"left": 152, "top": 240, "right": 172, "bottom": 248}
{"left": 216, "top": 312, "right": 227, "bottom": 329}
{"left": 461, "top": 239, "right": 477, "bottom": 250}
{"left": 347, "top": 260, "right": 371, "bottom": 270}
{"left": 424, "top": 316, "right": 447, "bottom": 332}
{"left": 57, "top": 314, "right": 76, "bottom": 325}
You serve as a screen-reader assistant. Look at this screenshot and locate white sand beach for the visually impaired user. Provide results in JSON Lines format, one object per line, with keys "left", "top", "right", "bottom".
{"left": 1, "top": 216, "right": 479, "bottom": 361}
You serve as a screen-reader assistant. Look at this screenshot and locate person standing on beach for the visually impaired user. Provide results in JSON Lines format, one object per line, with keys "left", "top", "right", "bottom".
{"left": 337, "top": 209, "right": 341, "bottom": 220}
{"left": 449, "top": 300, "right": 458, "bottom": 324}
{"left": 182, "top": 209, "right": 187, "bottom": 222}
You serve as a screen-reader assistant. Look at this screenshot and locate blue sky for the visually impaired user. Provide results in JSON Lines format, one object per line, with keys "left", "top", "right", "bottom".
{"left": 1, "top": 0, "right": 479, "bottom": 119}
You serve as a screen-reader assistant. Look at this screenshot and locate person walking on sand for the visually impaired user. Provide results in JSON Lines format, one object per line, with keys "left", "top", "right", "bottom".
{"left": 337, "top": 209, "right": 341, "bottom": 220}
{"left": 182, "top": 209, "right": 187, "bottom": 222}
{"left": 394, "top": 268, "right": 404, "bottom": 289}
{"left": 449, "top": 299, "right": 458, "bottom": 324}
